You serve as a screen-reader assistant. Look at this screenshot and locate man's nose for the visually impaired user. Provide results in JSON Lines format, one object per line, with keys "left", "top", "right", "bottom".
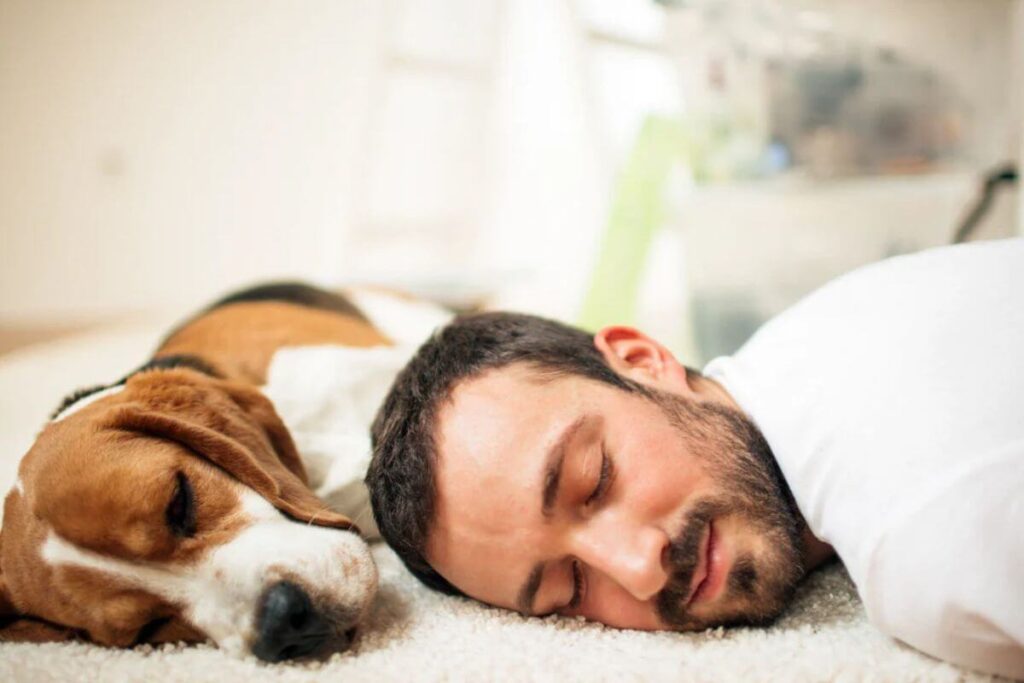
{"left": 571, "top": 519, "right": 670, "bottom": 601}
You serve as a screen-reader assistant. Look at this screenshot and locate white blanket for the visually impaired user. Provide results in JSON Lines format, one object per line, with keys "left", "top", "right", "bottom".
{"left": 0, "top": 319, "right": 1008, "bottom": 682}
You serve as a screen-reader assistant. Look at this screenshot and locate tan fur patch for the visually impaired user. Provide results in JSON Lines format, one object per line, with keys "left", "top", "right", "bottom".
{"left": 157, "top": 301, "right": 389, "bottom": 383}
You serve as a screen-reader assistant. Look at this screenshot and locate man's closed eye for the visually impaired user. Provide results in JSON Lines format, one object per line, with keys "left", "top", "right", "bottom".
{"left": 584, "top": 443, "right": 613, "bottom": 507}
{"left": 562, "top": 444, "right": 615, "bottom": 613}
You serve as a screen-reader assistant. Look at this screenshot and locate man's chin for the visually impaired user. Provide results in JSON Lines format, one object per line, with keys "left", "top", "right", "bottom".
{"left": 660, "top": 558, "right": 800, "bottom": 631}
{"left": 664, "top": 598, "right": 792, "bottom": 633}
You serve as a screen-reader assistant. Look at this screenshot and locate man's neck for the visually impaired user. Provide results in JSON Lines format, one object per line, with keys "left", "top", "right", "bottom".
{"left": 693, "top": 374, "right": 742, "bottom": 412}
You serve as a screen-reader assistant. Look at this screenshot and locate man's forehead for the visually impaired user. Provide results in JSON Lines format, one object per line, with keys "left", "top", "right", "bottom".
{"left": 431, "top": 363, "right": 627, "bottom": 513}
{"left": 436, "top": 365, "right": 585, "bottom": 473}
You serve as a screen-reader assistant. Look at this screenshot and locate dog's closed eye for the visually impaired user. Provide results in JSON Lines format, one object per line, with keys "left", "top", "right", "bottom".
{"left": 132, "top": 616, "right": 172, "bottom": 646}
{"left": 166, "top": 472, "right": 197, "bottom": 537}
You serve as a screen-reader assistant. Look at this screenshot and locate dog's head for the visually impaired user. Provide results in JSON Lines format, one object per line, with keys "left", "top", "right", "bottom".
{"left": 0, "top": 368, "right": 377, "bottom": 661}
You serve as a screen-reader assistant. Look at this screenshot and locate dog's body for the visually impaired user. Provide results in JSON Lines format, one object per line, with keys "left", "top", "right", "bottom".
{"left": 0, "top": 283, "right": 446, "bottom": 661}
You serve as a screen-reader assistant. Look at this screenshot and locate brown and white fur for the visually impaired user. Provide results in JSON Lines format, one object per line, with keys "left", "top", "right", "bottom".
{"left": 0, "top": 283, "right": 439, "bottom": 662}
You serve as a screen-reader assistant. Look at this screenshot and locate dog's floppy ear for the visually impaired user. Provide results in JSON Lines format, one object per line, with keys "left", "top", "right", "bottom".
{"left": 0, "top": 532, "right": 78, "bottom": 643}
{"left": 107, "top": 369, "right": 357, "bottom": 532}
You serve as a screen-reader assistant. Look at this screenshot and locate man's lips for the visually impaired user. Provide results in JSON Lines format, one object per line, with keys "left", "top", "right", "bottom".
{"left": 685, "top": 520, "right": 727, "bottom": 608}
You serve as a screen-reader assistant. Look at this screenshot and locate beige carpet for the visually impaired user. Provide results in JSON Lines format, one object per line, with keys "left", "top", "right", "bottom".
{"left": 0, "top": 319, "right": 1012, "bottom": 682}
{"left": 0, "top": 545, "right": 1004, "bottom": 683}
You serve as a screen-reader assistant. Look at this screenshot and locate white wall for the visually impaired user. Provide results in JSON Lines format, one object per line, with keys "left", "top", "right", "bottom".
{"left": 2, "top": 0, "right": 1019, "bottom": 327}
{"left": 0, "top": 1, "right": 383, "bottom": 322}
{"left": 1016, "top": 0, "right": 1024, "bottom": 237}
{"left": 477, "top": 0, "right": 606, "bottom": 319}
{"left": 0, "top": 0, "right": 615, "bottom": 325}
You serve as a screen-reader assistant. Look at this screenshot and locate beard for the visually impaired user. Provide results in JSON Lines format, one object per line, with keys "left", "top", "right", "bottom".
{"left": 644, "top": 386, "right": 806, "bottom": 630}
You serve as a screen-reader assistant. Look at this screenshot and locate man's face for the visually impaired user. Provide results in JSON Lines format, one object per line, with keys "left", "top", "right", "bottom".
{"left": 426, "top": 333, "right": 806, "bottom": 631}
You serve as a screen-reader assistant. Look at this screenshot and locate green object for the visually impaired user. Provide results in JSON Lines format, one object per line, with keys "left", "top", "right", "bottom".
{"left": 577, "top": 116, "right": 686, "bottom": 332}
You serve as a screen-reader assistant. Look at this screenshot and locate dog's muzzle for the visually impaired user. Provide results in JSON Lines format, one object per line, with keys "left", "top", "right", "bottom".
{"left": 251, "top": 581, "right": 356, "bottom": 662}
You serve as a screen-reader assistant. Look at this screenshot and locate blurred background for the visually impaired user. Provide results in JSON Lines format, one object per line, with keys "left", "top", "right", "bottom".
{"left": 2, "top": 0, "right": 1022, "bottom": 365}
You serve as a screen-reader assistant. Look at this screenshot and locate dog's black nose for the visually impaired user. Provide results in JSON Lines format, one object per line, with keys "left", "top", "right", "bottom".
{"left": 252, "top": 581, "right": 337, "bottom": 662}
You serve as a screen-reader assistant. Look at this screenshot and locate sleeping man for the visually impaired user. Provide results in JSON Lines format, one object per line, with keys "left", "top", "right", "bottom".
{"left": 366, "top": 238, "right": 1023, "bottom": 679}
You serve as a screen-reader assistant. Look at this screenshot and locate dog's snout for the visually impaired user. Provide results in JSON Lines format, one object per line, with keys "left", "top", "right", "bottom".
{"left": 253, "top": 581, "right": 336, "bottom": 662}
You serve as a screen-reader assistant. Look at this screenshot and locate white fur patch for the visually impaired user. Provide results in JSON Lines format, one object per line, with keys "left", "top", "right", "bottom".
{"left": 52, "top": 384, "right": 126, "bottom": 422}
{"left": 257, "top": 288, "right": 452, "bottom": 538}
{"left": 40, "top": 487, "right": 377, "bottom": 656}
{"left": 343, "top": 288, "right": 452, "bottom": 347}
{"left": 261, "top": 344, "right": 423, "bottom": 539}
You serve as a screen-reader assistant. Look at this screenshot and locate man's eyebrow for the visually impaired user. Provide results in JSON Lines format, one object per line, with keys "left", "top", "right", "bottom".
{"left": 541, "top": 414, "right": 587, "bottom": 519}
{"left": 517, "top": 414, "right": 588, "bottom": 617}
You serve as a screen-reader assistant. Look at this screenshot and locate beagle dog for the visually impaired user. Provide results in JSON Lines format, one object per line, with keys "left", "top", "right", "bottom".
{"left": 0, "top": 283, "right": 442, "bottom": 662}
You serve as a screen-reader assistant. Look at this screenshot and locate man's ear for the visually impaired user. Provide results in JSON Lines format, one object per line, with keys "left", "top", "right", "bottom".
{"left": 593, "top": 326, "right": 692, "bottom": 394}
{"left": 0, "top": 538, "right": 77, "bottom": 643}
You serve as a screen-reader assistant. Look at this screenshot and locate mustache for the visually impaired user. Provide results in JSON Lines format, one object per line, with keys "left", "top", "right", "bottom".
{"left": 655, "top": 501, "right": 720, "bottom": 629}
